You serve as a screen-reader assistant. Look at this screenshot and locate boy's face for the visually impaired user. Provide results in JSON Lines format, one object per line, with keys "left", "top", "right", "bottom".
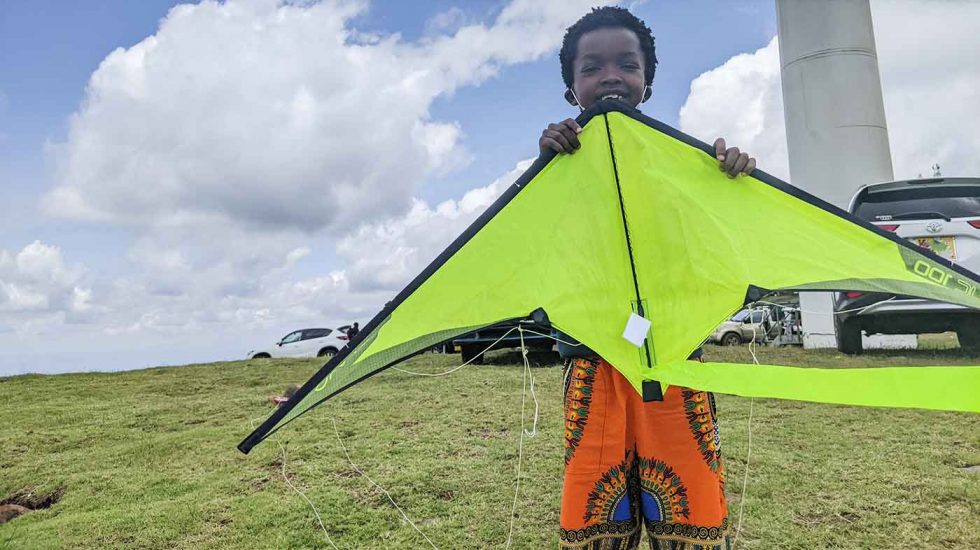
{"left": 569, "top": 27, "right": 646, "bottom": 110}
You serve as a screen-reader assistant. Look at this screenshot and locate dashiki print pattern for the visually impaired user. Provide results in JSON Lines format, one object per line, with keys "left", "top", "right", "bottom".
{"left": 560, "top": 358, "right": 729, "bottom": 550}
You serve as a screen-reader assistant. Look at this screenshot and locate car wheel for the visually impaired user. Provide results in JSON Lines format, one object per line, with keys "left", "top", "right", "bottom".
{"left": 461, "top": 345, "right": 484, "bottom": 365}
{"left": 317, "top": 347, "right": 339, "bottom": 359}
{"left": 721, "top": 332, "right": 741, "bottom": 346}
{"left": 956, "top": 325, "right": 980, "bottom": 350}
{"left": 837, "top": 319, "right": 863, "bottom": 355}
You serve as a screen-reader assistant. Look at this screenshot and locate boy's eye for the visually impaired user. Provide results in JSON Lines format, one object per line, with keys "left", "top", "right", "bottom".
{"left": 580, "top": 66, "right": 598, "bottom": 74}
{"left": 621, "top": 63, "right": 640, "bottom": 71}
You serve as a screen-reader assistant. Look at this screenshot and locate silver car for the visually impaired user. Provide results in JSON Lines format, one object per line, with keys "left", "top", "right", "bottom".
{"left": 710, "top": 309, "right": 776, "bottom": 346}
{"left": 835, "top": 177, "right": 980, "bottom": 353}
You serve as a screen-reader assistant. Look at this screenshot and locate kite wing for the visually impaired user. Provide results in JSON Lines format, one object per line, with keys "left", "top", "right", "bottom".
{"left": 601, "top": 108, "right": 979, "bottom": 411}
{"left": 240, "top": 101, "right": 979, "bottom": 454}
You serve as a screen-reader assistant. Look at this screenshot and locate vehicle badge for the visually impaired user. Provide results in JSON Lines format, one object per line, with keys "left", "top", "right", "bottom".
{"left": 926, "top": 221, "right": 943, "bottom": 233}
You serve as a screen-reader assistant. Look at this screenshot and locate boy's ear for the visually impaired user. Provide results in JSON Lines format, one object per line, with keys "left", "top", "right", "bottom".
{"left": 564, "top": 88, "right": 579, "bottom": 106}
{"left": 642, "top": 85, "right": 653, "bottom": 103}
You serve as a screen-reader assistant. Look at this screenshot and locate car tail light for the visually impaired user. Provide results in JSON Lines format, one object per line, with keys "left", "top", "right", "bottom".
{"left": 338, "top": 335, "right": 349, "bottom": 340}
{"left": 968, "top": 220, "right": 980, "bottom": 229}
{"left": 845, "top": 291, "right": 864, "bottom": 299}
{"left": 877, "top": 224, "right": 900, "bottom": 232}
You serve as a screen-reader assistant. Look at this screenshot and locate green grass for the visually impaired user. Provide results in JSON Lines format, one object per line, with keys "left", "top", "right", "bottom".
{"left": 1, "top": 345, "right": 978, "bottom": 549}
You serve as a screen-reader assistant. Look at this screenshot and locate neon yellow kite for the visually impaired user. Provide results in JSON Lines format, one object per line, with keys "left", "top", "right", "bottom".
{"left": 240, "top": 101, "right": 979, "bottom": 454}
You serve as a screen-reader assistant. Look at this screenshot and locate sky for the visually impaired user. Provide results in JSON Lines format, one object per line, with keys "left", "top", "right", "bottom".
{"left": 1, "top": 0, "right": 978, "bottom": 376}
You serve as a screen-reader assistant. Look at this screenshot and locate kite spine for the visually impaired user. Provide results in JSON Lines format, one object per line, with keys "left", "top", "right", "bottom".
{"left": 603, "top": 113, "right": 655, "bottom": 369}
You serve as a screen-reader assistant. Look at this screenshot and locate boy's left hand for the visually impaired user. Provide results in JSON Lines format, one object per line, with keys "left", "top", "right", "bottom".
{"left": 713, "top": 138, "right": 756, "bottom": 179}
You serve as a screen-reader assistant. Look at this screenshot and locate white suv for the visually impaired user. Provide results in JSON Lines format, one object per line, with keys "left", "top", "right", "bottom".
{"left": 247, "top": 328, "right": 350, "bottom": 360}
{"left": 835, "top": 177, "right": 980, "bottom": 353}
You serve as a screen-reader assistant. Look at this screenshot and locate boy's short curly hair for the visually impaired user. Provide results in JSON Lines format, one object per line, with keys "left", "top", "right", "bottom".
{"left": 559, "top": 6, "right": 658, "bottom": 89}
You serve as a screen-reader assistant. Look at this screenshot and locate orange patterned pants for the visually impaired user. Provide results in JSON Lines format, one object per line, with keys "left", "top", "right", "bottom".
{"left": 560, "top": 357, "right": 729, "bottom": 550}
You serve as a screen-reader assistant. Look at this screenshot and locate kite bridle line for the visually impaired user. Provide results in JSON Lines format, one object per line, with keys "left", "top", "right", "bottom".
{"left": 505, "top": 327, "right": 535, "bottom": 548}
{"left": 518, "top": 328, "right": 540, "bottom": 438}
{"left": 248, "top": 407, "right": 339, "bottom": 549}
{"left": 390, "top": 326, "right": 521, "bottom": 376}
{"left": 394, "top": 325, "right": 544, "bottom": 548}
{"left": 387, "top": 325, "right": 544, "bottom": 548}
{"left": 751, "top": 296, "right": 897, "bottom": 317}
{"left": 247, "top": 326, "right": 546, "bottom": 548}
{"left": 249, "top": 405, "right": 440, "bottom": 549}
{"left": 330, "top": 418, "right": 439, "bottom": 549}
{"left": 730, "top": 306, "right": 765, "bottom": 549}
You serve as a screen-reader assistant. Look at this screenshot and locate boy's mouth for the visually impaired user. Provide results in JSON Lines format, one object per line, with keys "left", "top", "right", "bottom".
{"left": 599, "top": 93, "right": 628, "bottom": 102}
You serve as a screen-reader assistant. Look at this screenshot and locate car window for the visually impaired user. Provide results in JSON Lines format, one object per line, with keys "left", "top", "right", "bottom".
{"left": 853, "top": 185, "right": 980, "bottom": 221}
{"left": 731, "top": 310, "right": 749, "bottom": 322}
{"left": 303, "top": 329, "right": 331, "bottom": 340}
{"left": 281, "top": 331, "right": 302, "bottom": 344}
{"left": 749, "top": 311, "right": 765, "bottom": 323}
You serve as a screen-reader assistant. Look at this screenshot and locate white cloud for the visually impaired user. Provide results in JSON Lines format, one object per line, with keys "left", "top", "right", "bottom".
{"left": 424, "top": 6, "right": 470, "bottom": 36}
{"left": 679, "top": 37, "right": 787, "bottom": 179}
{"left": 39, "top": 0, "right": 604, "bottom": 312}
{"left": 0, "top": 241, "right": 93, "bottom": 326}
{"left": 44, "top": 0, "right": 604, "bottom": 233}
{"left": 337, "top": 158, "right": 533, "bottom": 292}
{"left": 679, "top": 0, "right": 980, "bottom": 183}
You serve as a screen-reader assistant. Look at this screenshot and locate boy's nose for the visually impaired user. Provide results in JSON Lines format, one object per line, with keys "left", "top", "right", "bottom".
{"left": 600, "top": 71, "right": 623, "bottom": 85}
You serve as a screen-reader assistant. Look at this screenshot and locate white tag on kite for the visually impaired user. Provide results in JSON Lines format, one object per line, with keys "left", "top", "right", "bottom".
{"left": 623, "top": 313, "right": 651, "bottom": 347}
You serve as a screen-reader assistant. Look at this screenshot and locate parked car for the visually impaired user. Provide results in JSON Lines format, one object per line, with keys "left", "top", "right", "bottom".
{"left": 247, "top": 328, "right": 350, "bottom": 360}
{"left": 835, "top": 177, "right": 980, "bottom": 354}
{"left": 709, "top": 308, "right": 780, "bottom": 346}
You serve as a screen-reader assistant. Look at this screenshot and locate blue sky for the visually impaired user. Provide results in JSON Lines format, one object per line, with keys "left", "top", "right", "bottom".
{"left": 2, "top": 1, "right": 975, "bottom": 375}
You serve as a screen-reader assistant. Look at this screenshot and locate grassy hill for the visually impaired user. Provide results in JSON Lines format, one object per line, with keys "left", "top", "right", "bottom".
{"left": 1, "top": 345, "right": 978, "bottom": 549}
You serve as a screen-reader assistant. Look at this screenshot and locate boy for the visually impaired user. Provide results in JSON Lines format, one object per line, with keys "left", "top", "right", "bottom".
{"left": 541, "top": 7, "right": 754, "bottom": 549}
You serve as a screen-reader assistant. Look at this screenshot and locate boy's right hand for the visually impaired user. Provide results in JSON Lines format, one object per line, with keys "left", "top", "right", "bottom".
{"left": 539, "top": 119, "right": 582, "bottom": 155}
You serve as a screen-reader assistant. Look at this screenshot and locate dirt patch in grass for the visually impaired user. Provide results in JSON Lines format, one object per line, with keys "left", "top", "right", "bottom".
{"left": 1, "top": 485, "right": 64, "bottom": 510}
{"left": 0, "top": 485, "right": 65, "bottom": 524}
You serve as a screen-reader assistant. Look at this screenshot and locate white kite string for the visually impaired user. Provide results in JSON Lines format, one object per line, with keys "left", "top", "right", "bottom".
{"left": 731, "top": 397, "right": 754, "bottom": 549}
{"left": 331, "top": 418, "right": 439, "bottom": 549}
{"left": 277, "top": 439, "right": 338, "bottom": 550}
{"left": 518, "top": 327, "right": 582, "bottom": 399}
{"left": 505, "top": 327, "right": 535, "bottom": 548}
{"left": 751, "top": 296, "right": 896, "bottom": 316}
{"left": 518, "top": 328, "right": 540, "bottom": 437}
{"left": 517, "top": 327, "right": 583, "bottom": 347}
{"left": 249, "top": 409, "right": 339, "bottom": 549}
{"left": 384, "top": 323, "right": 542, "bottom": 546}
{"left": 391, "top": 327, "right": 519, "bottom": 376}
{"left": 731, "top": 308, "right": 763, "bottom": 548}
